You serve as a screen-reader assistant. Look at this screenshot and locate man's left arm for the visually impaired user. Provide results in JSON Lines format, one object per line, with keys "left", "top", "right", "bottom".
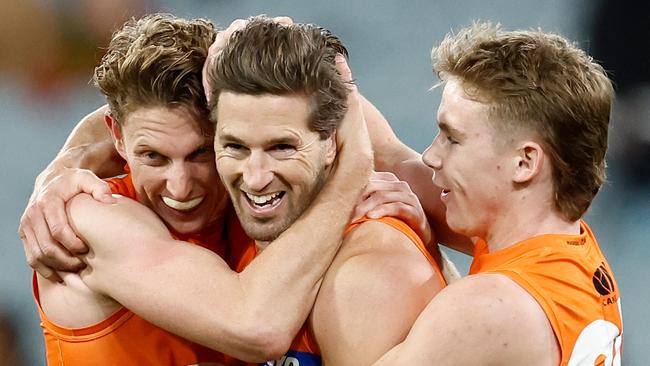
{"left": 310, "top": 220, "right": 445, "bottom": 365}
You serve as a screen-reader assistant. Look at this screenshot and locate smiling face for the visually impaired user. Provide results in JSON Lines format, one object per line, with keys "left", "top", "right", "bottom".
{"left": 214, "top": 91, "right": 336, "bottom": 243}
{"left": 113, "top": 105, "right": 229, "bottom": 234}
{"left": 422, "top": 78, "right": 514, "bottom": 239}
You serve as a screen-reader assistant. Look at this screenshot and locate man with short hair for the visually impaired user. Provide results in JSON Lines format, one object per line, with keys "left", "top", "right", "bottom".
{"left": 204, "top": 17, "right": 446, "bottom": 365}
{"left": 369, "top": 22, "right": 623, "bottom": 365}
{"left": 28, "top": 13, "right": 375, "bottom": 365}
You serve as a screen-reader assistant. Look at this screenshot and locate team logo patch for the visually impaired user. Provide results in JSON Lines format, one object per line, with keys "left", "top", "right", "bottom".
{"left": 262, "top": 350, "right": 321, "bottom": 366}
{"left": 592, "top": 264, "right": 615, "bottom": 296}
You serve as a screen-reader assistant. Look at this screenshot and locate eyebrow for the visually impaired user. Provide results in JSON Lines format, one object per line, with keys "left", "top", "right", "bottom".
{"left": 438, "top": 121, "right": 466, "bottom": 139}
{"left": 218, "top": 133, "right": 299, "bottom": 146}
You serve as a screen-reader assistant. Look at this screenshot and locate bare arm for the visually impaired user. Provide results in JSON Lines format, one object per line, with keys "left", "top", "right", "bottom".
{"left": 66, "top": 75, "right": 373, "bottom": 361}
{"left": 372, "top": 274, "right": 559, "bottom": 365}
{"left": 361, "top": 95, "right": 472, "bottom": 254}
{"left": 310, "top": 221, "right": 444, "bottom": 365}
{"left": 19, "top": 105, "right": 125, "bottom": 280}
{"left": 34, "top": 105, "right": 124, "bottom": 187}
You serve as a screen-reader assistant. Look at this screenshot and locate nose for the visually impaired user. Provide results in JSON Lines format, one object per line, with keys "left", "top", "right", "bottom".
{"left": 166, "top": 163, "right": 193, "bottom": 200}
{"left": 243, "top": 150, "right": 273, "bottom": 192}
{"left": 422, "top": 138, "right": 442, "bottom": 171}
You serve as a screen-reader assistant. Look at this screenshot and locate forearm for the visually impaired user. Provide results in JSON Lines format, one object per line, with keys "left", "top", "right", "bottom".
{"left": 361, "top": 95, "right": 419, "bottom": 171}
{"left": 70, "top": 142, "right": 372, "bottom": 360}
{"left": 234, "top": 139, "right": 373, "bottom": 354}
{"left": 32, "top": 105, "right": 124, "bottom": 200}
{"left": 361, "top": 95, "right": 472, "bottom": 252}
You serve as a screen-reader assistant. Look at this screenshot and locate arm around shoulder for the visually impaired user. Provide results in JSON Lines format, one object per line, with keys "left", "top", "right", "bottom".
{"left": 373, "top": 273, "right": 559, "bottom": 365}
{"left": 66, "top": 194, "right": 288, "bottom": 361}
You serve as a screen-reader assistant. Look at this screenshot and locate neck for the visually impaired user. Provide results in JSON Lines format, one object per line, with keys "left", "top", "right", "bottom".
{"left": 255, "top": 240, "right": 271, "bottom": 252}
{"left": 483, "top": 205, "right": 580, "bottom": 252}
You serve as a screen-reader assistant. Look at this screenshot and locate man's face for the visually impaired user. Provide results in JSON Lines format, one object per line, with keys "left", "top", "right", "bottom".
{"left": 116, "top": 106, "right": 229, "bottom": 234}
{"left": 422, "top": 78, "right": 513, "bottom": 239}
{"left": 214, "top": 91, "right": 336, "bottom": 243}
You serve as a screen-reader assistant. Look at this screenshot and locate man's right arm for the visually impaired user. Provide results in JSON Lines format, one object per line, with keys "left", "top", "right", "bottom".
{"left": 66, "top": 71, "right": 373, "bottom": 361}
{"left": 20, "top": 105, "right": 123, "bottom": 280}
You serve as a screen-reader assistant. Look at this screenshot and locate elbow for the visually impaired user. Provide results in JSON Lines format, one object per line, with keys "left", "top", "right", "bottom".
{"left": 225, "top": 319, "right": 293, "bottom": 362}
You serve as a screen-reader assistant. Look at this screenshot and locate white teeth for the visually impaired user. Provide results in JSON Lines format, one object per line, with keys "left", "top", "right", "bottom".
{"left": 245, "top": 192, "right": 281, "bottom": 205}
{"left": 162, "top": 196, "right": 204, "bottom": 211}
{"left": 441, "top": 189, "right": 450, "bottom": 197}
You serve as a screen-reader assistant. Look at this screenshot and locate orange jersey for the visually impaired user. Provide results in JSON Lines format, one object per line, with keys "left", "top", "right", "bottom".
{"left": 225, "top": 216, "right": 446, "bottom": 366}
{"left": 470, "top": 221, "right": 623, "bottom": 366}
{"left": 34, "top": 172, "right": 230, "bottom": 365}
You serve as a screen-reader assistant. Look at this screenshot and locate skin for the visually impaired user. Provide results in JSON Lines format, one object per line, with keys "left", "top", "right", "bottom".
{"left": 34, "top": 57, "right": 375, "bottom": 362}
{"left": 108, "top": 106, "right": 229, "bottom": 235}
{"left": 215, "top": 92, "right": 336, "bottom": 245}
{"left": 371, "top": 78, "right": 563, "bottom": 365}
{"left": 214, "top": 90, "right": 445, "bottom": 365}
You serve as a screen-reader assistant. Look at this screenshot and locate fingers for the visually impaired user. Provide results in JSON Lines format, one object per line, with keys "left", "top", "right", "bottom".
{"left": 21, "top": 225, "right": 63, "bottom": 283}
{"left": 204, "top": 18, "right": 249, "bottom": 104}
{"left": 87, "top": 178, "right": 115, "bottom": 204}
{"left": 18, "top": 167, "right": 105, "bottom": 277}
{"left": 40, "top": 195, "right": 86, "bottom": 254}
{"left": 335, "top": 54, "right": 353, "bottom": 85}
{"left": 23, "top": 206, "right": 86, "bottom": 269}
{"left": 272, "top": 16, "right": 294, "bottom": 26}
{"left": 352, "top": 172, "right": 432, "bottom": 243}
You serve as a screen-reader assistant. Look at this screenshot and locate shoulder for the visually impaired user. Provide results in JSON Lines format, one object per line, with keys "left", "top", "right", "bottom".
{"left": 342, "top": 218, "right": 422, "bottom": 257}
{"left": 423, "top": 273, "right": 559, "bottom": 364}
{"left": 67, "top": 193, "right": 168, "bottom": 240}
{"left": 329, "top": 218, "right": 443, "bottom": 302}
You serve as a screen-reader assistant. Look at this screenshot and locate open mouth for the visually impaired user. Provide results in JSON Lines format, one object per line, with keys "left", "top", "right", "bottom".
{"left": 441, "top": 189, "right": 451, "bottom": 198}
{"left": 162, "top": 196, "right": 204, "bottom": 211}
{"left": 244, "top": 191, "right": 285, "bottom": 211}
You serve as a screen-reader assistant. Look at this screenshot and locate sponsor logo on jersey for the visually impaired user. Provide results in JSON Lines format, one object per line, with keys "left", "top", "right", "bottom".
{"left": 592, "top": 263, "right": 618, "bottom": 306}
{"left": 262, "top": 350, "right": 321, "bottom": 366}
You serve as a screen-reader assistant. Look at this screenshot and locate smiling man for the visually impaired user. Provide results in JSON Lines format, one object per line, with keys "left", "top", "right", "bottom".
{"left": 204, "top": 17, "right": 446, "bottom": 366}
{"left": 28, "top": 13, "right": 374, "bottom": 365}
{"left": 370, "top": 23, "right": 623, "bottom": 365}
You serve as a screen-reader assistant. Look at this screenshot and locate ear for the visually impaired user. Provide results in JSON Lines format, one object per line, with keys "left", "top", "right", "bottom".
{"left": 512, "top": 141, "right": 544, "bottom": 184}
{"left": 324, "top": 131, "right": 337, "bottom": 166}
{"left": 105, "top": 111, "right": 128, "bottom": 161}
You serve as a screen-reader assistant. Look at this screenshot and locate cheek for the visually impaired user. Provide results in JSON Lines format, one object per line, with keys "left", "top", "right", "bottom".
{"left": 131, "top": 167, "right": 165, "bottom": 197}
{"left": 293, "top": 149, "right": 327, "bottom": 173}
{"left": 215, "top": 158, "right": 240, "bottom": 185}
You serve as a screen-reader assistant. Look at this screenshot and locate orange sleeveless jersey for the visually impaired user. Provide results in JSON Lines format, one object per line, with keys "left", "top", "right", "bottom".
{"left": 470, "top": 221, "right": 623, "bottom": 366}
{"left": 224, "top": 216, "right": 446, "bottom": 366}
{"left": 33, "top": 172, "right": 230, "bottom": 365}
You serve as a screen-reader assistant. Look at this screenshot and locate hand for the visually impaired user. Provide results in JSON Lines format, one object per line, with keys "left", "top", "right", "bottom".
{"left": 203, "top": 16, "right": 294, "bottom": 104}
{"left": 353, "top": 171, "right": 432, "bottom": 245}
{"left": 19, "top": 168, "right": 115, "bottom": 281}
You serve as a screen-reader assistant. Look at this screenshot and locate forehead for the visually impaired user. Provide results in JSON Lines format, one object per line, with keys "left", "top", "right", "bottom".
{"left": 122, "top": 105, "right": 212, "bottom": 145}
{"left": 123, "top": 106, "right": 210, "bottom": 133}
{"left": 437, "top": 79, "right": 492, "bottom": 134}
{"left": 216, "top": 91, "right": 315, "bottom": 143}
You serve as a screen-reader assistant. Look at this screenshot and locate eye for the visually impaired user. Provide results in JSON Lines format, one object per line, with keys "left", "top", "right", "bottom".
{"left": 446, "top": 135, "right": 458, "bottom": 144}
{"left": 225, "top": 143, "right": 244, "bottom": 152}
{"left": 189, "top": 146, "right": 215, "bottom": 162}
{"left": 140, "top": 151, "right": 166, "bottom": 166}
{"left": 269, "top": 143, "right": 297, "bottom": 158}
{"left": 222, "top": 143, "right": 248, "bottom": 158}
{"left": 145, "top": 151, "right": 163, "bottom": 161}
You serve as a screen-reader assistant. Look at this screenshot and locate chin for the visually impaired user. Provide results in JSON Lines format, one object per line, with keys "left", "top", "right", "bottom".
{"left": 168, "top": 220, "right": 206, "bottom": 235}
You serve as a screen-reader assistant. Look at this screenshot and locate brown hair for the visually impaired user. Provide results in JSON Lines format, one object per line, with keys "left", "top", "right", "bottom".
{"left": 94, "top": 13, "right": 215, "bottom": 124}
{"left": 432, "top": 22, "right": 613, "bottom": 221}
{"left": 207, "top": 16, "right": 349, "bottom": 138}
